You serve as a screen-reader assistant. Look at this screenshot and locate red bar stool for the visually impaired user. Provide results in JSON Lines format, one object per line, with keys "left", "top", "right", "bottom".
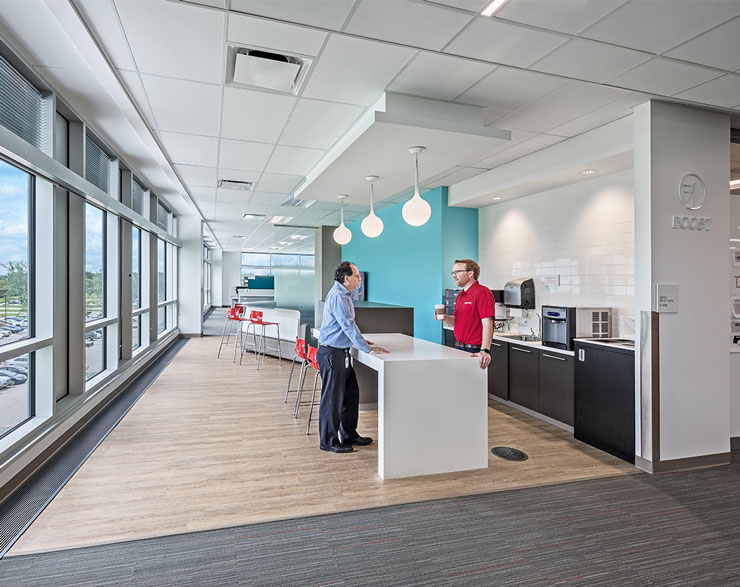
{"left": 241, "top": 310, "right": 282, "bottom": 369}
{"left": 284, "top": 338, "right": 307, "bottom": 404}
{"left": 217, "top": 307, "right": 245, "bottom": 359}
{"left": 293, "top": 346, "right": 319, "bottom": 420}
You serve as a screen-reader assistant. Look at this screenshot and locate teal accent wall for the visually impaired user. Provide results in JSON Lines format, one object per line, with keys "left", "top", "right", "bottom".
{"left": 342, "top": 187, "right": 477, "bottom": 344}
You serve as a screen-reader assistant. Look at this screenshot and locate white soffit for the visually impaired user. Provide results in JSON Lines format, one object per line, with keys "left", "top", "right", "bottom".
{"left": 295, "top": 93, "right": 510, "bottom": 203}
{"left": 448, "top": 116, "right": 633, "bottom": 207}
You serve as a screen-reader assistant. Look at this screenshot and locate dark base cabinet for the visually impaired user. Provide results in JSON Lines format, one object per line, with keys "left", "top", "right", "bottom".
{"left": 539, "top": 351, "right": 574, "bottom": 426}
{"left": 574, "top": 342, "right": 635, "bottom": 463}
{"left": 489, "top": 339, "right": 509, "bottom": 400}
{"left": 443, "top": 328, "right": 456, "bottom": 349}
{"left": 508, "top": 344, "right": 539, "bottom": 411}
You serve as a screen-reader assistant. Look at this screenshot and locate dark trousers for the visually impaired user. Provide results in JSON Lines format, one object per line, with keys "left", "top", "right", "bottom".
{"left": 317, "top": 345, "right": 360, "bottom": 448}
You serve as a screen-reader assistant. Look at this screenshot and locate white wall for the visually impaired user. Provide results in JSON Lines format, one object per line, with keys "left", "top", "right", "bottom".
{"left": 211, "top": 248, "right": 223, "bottom": 307}
{"left": 634, "top": 101, "right": 730, "bottom": 463}
{"left": 176, "top": 214, "right": 203, "bottom": 336}
{"left": 479, "top": 169, "right": 634, "bottom": 335}
{"left": 220, "top": 251, "right": 241, "bottom": 306}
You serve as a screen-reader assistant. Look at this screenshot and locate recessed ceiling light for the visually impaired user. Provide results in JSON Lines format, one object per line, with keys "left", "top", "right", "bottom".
{"left": 278, "top": 241, "right": 289, "bottom": 245}
{"left": 242, "top": 213, "right": 266, "bottom": 219}
{"left": 289, "top": 235, "right": 308, "bottom": 240}
{"left": 270, "top": 215, "right": 293, "bottom": 224}
{"left": 481, "top": 0, "right": 509, "bottom": 16}
{"left": 581, "top": 169, "right": 597, "bottom": 175}
{"left": 491, "top": 197, "right": 502, "bottom": 201}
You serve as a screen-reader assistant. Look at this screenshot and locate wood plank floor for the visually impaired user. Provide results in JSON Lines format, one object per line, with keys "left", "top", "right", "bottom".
{"left": 8, "top": 335, "right": 636, "bottom": 556}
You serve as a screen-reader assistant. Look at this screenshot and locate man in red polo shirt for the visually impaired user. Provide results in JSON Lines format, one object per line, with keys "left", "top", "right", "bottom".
{"left": 442, "top": 259, "right": 495, "bottom": 369}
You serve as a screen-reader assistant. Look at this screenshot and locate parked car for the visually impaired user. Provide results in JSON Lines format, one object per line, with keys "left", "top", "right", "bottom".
{"left": 0, "top": 370, "right": 27, "bottom": 385}
{"left": 85, "top": 336, "right": 94, "bottom": 348}
{"left": 2, "top": 364, "right": 28, "bottom": 376}
{"left": 91, "top": 331, "right": 103, "bottom": 340}
{"left": 5, "top": 325, "right": 24, "bottom": 333}
{"left": 0, "top": 330, "right": 10, "bottom": 338}
{"left": 0, "top": 375, "right": 14, "bottom": 389}
{"left": 9, "top": 356, "right": 29, "bottom": 366}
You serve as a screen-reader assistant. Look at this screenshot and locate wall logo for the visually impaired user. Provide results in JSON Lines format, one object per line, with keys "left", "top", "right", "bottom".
{"left": 677, "top": 173, "right": 706, "bottom": 210}
{"left": 672, "top": 173, "right": 710, "bottom": 232}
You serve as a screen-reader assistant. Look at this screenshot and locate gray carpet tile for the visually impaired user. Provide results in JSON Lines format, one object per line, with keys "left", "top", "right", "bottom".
{"left": 3, "top": 455, "right": 740, "bottom": 586}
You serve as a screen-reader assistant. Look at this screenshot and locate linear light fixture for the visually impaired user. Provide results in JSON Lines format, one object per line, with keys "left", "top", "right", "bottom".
{"left": 242, "top": 213, "right": 266, "bottom": 219}
{"left": 481, "top": 0, "right": 509, "bottom": 16}
{"left": 218, "top": 179, "right": 253, "bottom": 190}
{"left": 731, "top": 179, "right": 740, "bottom": 189}
{"left": 270, "top": 215, "right": 293, "bottom": 224}
{"left": 581, "top": 169, "right": 597, "bottom": 175}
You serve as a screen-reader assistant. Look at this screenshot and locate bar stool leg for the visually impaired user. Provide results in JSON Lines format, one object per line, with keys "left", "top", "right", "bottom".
{"left": 285, "top": 355, "right": 300, "bottom": 402}
{"left": 217, "top": 318, "right": 232, "bottom": 358}
{"left": 306, "top": 371, "right": 321, "bottom": 435}
{"left": 294, "top": 362, "right": 308, "bottom": 418}
{"left": 276, "top": 325, "right": 282, "bottom": 366}
{"left": 233, "top": 321, "right": 243, "bottom": 363}
{"left": 239, "top": 322, "right": 250, "bottom": 365}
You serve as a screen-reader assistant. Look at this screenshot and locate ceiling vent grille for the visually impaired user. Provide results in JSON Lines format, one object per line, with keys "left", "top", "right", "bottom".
{"left": 228, "top": 46, "right": 312, "bottom": 95}
{"left": 218, "top": 179, "right": 253, "bottom": 191}
{"left": 281, "top": 195, "right": 316, "bottom": 208}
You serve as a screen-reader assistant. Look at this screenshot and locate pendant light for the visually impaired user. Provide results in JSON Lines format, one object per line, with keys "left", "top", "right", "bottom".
{"left": 402, "top": 146, "right": 432, "bottom": 227}
{"left": 333, "top": 194, "right": 352, "bottom": 245}
{"left": 360, "top": 175, "right": 384, "bottom": 238}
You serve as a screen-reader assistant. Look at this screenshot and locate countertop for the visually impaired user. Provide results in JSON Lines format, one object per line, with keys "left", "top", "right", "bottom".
{"left": 352, "top": 333, "right": 480, "bottom": 369}
{"left": 492, "top": 333, "right": 575, "bottom": 356}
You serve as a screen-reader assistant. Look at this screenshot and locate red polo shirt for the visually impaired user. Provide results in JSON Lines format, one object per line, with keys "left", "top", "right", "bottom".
{"left": 453, "top": 281, "right": 495, "bottom": 345}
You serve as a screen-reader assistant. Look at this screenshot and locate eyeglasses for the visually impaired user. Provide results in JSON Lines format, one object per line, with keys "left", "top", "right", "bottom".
{"left": 451, "top": 270, "right": 471, "bottom": 276}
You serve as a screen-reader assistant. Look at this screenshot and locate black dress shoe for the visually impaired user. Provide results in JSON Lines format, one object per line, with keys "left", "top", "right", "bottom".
{"left": 343, "top": 436, "right": 373, "bottom": 446}
{"left": 320, "top": 444, "right": 353, "bottom": 453}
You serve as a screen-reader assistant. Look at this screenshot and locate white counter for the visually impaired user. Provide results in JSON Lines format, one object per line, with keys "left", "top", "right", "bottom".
{"left": 351, "top": 333, "right": 488, "bottom": 480}
{"left": 492, "top": 334, "right": 575, "bottom": 356}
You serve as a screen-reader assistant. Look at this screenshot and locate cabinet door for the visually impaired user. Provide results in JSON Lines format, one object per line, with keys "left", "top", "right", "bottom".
{"left": 509, "top": 344, "right": 539, "bottom": 411}
{"left": 488, "top": 340, "right": 509, "bottom": 400}
{"left": 539, "top": 351, "right": 574, "bottom": 426}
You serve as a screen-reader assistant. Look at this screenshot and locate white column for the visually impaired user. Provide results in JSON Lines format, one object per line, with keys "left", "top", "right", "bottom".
{"left": 634, "top": 101, "right": 730, "bottom": 470}
{"left": 176, "top": 214, "right": 203, "bottom": 336}
{"left": 221, "top": 251, "right": 242, "bottom": 306}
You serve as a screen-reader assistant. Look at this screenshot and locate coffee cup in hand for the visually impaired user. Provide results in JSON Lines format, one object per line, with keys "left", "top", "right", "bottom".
{"left": 434, "top": 304, "right": 445, "bottom": 320}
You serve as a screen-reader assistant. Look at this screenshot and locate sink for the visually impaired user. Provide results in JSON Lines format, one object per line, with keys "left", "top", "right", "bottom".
{"left": 498, "top": 334, "right": 542, "bottom": 342}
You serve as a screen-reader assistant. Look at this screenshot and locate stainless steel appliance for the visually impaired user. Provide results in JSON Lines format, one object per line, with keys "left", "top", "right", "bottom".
{"left": 491, "top": 289, "right": 507, "bottom": 321}
{"left": 541, "top": 305, "right": 576, "bottom": 351}
{"left": 503, "top": 278, "right": 535, "bottom": 309}
{"left": 575, "top": 307, "right": 612, "bottom": 338}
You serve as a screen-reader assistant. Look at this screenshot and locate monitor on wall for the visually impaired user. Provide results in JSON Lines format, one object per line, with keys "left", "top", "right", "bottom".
{"left": 350, "top": 272, "right": 366, "bottom": 301}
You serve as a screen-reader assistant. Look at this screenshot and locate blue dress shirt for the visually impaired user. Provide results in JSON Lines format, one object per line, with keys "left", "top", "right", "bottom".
{"left": 319, "top": 281, "right": 372, "bottom": 353}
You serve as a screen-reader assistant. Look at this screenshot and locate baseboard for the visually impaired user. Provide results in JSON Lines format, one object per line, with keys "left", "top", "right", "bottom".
{"left": 731, "top": 437, "right": 740, "bottom": 451}
{"left": 179, "top": 333, "right": 202, "bottom": 338}
{"left": 635, "top": 452, "right": 731, "bottom": 474}
{"left": 488, "top": 394, "right": 574, "bottom": 434}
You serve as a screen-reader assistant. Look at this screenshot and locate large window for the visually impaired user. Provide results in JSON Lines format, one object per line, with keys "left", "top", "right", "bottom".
{"left": 85, "top": 203, "right": 105, "bottom": 380}
{"left": 240, "top": 252, "right": 314, "bottom": 284}
{"left": 202, "top": 245, "right": 211, "bottom": 310}
{"left": 0, "top": 159, "right": 33, "bottom": 437}
{"left": 132, "top": 227, "right": 141, "bottom": 351}
{"left": 157, "top": 238, "right": 166, "bottom": 334}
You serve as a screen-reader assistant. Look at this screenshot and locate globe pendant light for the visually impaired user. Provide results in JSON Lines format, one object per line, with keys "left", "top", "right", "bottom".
{"left": 402, "top": 146, "right": 432, "bottom": 227}
{"left": 333, "top": 195, "right": 352, "bottom": 245}
{"left": 361, "top": 175, "right": 384, "bottom": 238}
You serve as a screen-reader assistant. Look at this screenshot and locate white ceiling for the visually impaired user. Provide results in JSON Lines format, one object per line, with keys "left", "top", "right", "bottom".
{"left": 2, "top": 0, "right": 740, "bottom": 253}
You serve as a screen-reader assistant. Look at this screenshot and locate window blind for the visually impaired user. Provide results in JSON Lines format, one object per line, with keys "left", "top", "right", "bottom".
{"left": 85, "top": 136, "right": 112, "bottom": 193}
{"left": 0, "top": 55, "right": 46, "bottom": 148}
{"left": 132, "top": 179, "right": 145, "bottom": 215}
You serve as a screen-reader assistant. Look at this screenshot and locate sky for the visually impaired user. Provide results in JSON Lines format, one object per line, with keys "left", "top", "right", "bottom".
{"left": 0, "top": 160, "right": 29, "bottom": 277}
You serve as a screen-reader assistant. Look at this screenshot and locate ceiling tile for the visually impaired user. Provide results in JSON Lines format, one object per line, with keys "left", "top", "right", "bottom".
{"left": 159, "top": 131, "right": 218, "bottom": 167}
{"left": 607, "top": 58, "right": 722, "bottom": 96}
{"left": 265, "top": 145, "right": 325, "bottom": 175}
{"left": 141, "top": 75, "right": 221, "bottom": 135}
{"left": 249, "top": 191, "right": 287, "bottom": 205}
{"left": 302, "top": 34, "right": 415, "bottom": 106}
{"left": 175, "top": 164, "right": 217, "bottom": 187}
{"left": 581, "top": 0, "right": 740, "bottom": 54}
{"left": 461, "top": 128, "right": 536, "bottom": 166}
{"left": 444, "top": 18, "right": 568, "bottom": 68}
{"left": 118, "top": 70, "right": 158, "bottom": 128}
{"left": 674, "top": 75, "right": 740, "bottom": 109}
{"left": 77, "top": 0, "right": 136, "bottom": 70}
{"left": 493, "top": 80, "right": 632, "bottom": 133}
{"left": 189, "top": 186, "right": 217, "bottom": 201}
{"left": 226, "top": 13, "right": 327, "bottom": 56}
{"left": 218, "top": 168, "right": 261, "bottom": 184}
{"left": 228, "top": 0, "right": 354, "bottom": 30}
{"left": 457, "top": 67, "right": 566, "bottom": 120}
{"left": 218, "top": 139, "right": 273, "bottom": 172}
{"left": 530, "top": 38, "right": 651, "bottom": 83}
{"left": 221, "top": 87, "right": 296, "bottom": 142}
{"left": 256, "top": 173, "right": 304, "bottom": 193}
{"left": 422, "top": 0, "right": 488, "bottom": 11}
{"left": 345, "top": 0, "right": 473, "bottom": 51}
{"left": 495, "top": 0, "right": 625, "bottom": 35}
{"left": 279, "top": 99, "right": 364, "bottom": 150}
{"left": 473, "top": 133, "right": 566, "bottom": 168}
{"left": 115, "top": 0, "right": 225, "bottom": 84}
{"left": 216, "top": 188, "right": 254, "bottom": 203}
{"left": 389, "top": 52, "right": 495, "bottom": 101}
{"left": 547, "top": 92, "right": 650, "bottom": 137}
{"left": 421, "top": 165, "right": 487, "bottom": 188}
{"left": 665, "top": 16, "right": 740, "bottom": 71}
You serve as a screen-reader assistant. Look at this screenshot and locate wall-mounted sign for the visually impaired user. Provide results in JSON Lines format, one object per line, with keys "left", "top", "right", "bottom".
{"left": 656, "top": 283, "right": 678, "bottom": 313}
{"left": 677, "top": 173, "right": 706, "bottom": 210}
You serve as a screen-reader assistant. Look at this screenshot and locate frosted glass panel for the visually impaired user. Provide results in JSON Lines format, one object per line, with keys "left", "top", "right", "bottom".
{"left": 274, "top": 267, "right": 316, "bottom": 325}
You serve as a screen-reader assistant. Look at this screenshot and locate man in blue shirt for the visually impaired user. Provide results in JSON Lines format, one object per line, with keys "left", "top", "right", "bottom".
{"left": 318, "top": 262, "right": 389, "bottom": 453}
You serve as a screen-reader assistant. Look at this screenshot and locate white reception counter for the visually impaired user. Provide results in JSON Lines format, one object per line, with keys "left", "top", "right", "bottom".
{"left": 351, "top": 333, "right": 488, "bottom": 480}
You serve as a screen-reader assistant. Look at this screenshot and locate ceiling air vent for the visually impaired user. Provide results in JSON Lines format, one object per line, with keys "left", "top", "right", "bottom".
{"left": 281, "top": 195, "right": 317, "bottom": 208}
{"left": 230, "top": 47, "right": 311, "bottom": 95}
{"left": 218, "top": 179, "right": 253, "bottom": 190}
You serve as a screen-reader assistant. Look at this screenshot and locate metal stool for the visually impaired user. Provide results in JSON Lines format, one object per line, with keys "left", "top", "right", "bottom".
{"left": 217, "top": 307, "right": 245, "bottom": 359}
{"left": 293, "top": 346, "right": 320, "bottom": 419}
{"left": 241, "top": 310, "right": 282, "bottom": 369}
{"left": 285, "top": 338, "right": 307, "bottom": 403}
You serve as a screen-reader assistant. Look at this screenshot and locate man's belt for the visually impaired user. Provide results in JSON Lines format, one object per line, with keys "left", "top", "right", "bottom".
{"left": 321, "top": 344, "right": 350, "bottom": 352}
{"left": 455, "top": 342, "right": 481, "bottom": 352}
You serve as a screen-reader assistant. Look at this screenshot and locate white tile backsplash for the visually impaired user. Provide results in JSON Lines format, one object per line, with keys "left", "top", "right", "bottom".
{"left": 479, "top": 169, "right": 634, "bottom": 336}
